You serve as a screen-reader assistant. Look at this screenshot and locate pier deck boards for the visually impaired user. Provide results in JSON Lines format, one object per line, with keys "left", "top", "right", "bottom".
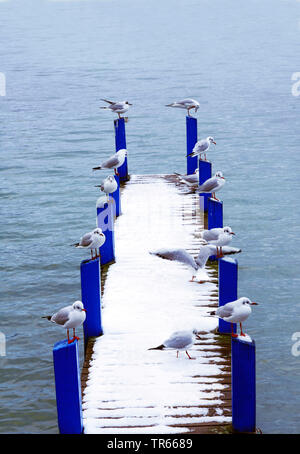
{"left": 81, "top": 175, "right": 232, "bottom": 434}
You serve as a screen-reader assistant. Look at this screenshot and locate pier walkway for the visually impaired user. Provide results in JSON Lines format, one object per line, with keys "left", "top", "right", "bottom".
{"left": 81, "top": 175, "right": 232, "bottom": 434}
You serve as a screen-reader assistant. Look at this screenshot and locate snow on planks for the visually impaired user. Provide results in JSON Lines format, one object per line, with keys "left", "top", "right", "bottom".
{"left": 81, "top": 174, "right": 232, "bottom": 434}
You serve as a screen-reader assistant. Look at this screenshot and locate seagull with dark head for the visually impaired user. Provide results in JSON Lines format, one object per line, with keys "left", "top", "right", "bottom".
{"left": 100, "top": 99, "right": 132, "bottom": 119}
{"left": 166, "top": 98, "right": 200, "bottom": 117}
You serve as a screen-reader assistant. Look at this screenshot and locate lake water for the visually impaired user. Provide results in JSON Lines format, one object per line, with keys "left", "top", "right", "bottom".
{"left": 0, "top": 0, "right": 300, "bottom": 434}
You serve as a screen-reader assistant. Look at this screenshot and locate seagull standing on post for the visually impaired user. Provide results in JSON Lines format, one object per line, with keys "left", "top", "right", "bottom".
{"left": 201, "top": 226, "right": 235, "bottom": 258}
{"left": 187, "top": 136, "right": 216, "bottom": 161}
{"left": 165, "top": 98, "right": 200, "bottom": 117}
{"left": 210, "top": 297, "right": 258, "bottom": 337}
{"left": 95, "top": 175, "right": 118, "bottom": 198}
{"left": 71, "top": 228, "right": 106, "bottom": 260}
{"left": 42, "top": 301, "right": 87, "bottom": 344}
{"left": 100, "top": 99, "right": 132, "bottom": 119}
{"left": 93, "top": 149, "right": 127, "bottom": 176}
{"left": 197, "top": 171, "right": 225, "bottom": 201}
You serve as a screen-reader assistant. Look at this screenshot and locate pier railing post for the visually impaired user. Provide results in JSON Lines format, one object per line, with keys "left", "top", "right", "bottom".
{"left": 96, "top": 200, "right": 115, "bottom": 265}
{"left": 218, "top": 257, "right": 238, "bottom": 334}
{"left": 53, "top": 340, "right": 83, "bottom": 434}
{"left": 110, "top": 174, "right": 121, "bottom": 217}
{"left": 199, "top": 159, "right": 212, "bottom": 212}
{"left": 208, "top": 198, "right": 223, "bottom": 229}
{"left": 232, "top": 337, "right": 256, "bottom": 432}
{"left": 186, "top": 116, "right": 198, "bottom": 175}
{"left": 80, "top": 258, "right": 103, "bottom": 347}
{"left": 114, "top": 118, "right": 128, "bottom": 182}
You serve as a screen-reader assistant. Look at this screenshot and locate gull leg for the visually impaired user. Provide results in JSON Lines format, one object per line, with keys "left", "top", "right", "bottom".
{"left": 231, "top": 323, "right": 238, "bottom": 338}
{"left": 176, "top": 351, "right": 179, "bottom": 358}
{"left": 189, "top": 275, "right": 195, "bottom": 282}
{"left": 185, "top": 350, "right": 195, "bottom": 360}
{"left": 67, "top": 329, "right": 71, "bottom": 344}
{"left": 219, "top": 247, "right": 224, "bottom": 258}
{"left": 73, "top": 328, "right": 80, "bottom": 341}
{"left": 91, "top": 250, "right": 94, "bottom": 260}
{"left": 240, "top": 323, "right": 246, "bottom": 337}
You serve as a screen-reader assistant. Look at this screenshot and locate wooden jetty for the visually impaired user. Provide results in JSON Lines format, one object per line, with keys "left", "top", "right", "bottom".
{"left": 52, "top": 116, "right": 256, "bottom": 435}
{"left": 81, "top": 175, "right": 232, "bottom": 434}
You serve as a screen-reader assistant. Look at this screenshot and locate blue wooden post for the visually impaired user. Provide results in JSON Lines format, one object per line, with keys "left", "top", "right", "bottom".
{"left": 199, "top": 160, "right": 212, "bottom": 212}
{"left": 110, "top": 175, "right": 121, "bottom": 217}
{"left": 96, "top": 200, "right": 115, "bottom": 265}
{"left": 208, "top": 198, "right": 223, "bottom": 229}
{"left": 186, "top": 116, "right": 198, "bottom": 175}
{"left": 114, "top": 118, "right": 128, "bottom": 182}
{"left": 218, "top": 258, "right": 238, "bottom": 334}
{"left": 232, "top": 337, "right": 256, "bottom": 432}
{"left": 53, "top": 340, "right": 83, "bottom": 434}
{"left": 80, "top": 258, "right": 103, "bottom": 346}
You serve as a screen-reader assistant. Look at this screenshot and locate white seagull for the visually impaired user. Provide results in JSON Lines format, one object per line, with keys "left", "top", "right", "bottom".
{"left": 197, "top": 171, "right": 225, "bottom": 201}
{"left": 100, "top": 99, "right": 132, "bottom": 118}
{"left": 165, "top": 98, "right": 200, "bottom": 117}
{"left": 187, "top": 137, "right": 216, "bottom": 161}
{"left": 95, "top": 175, "right": 118, "bottom": 198}
{"left": 93, "top": 149, "right": 127, "bottom": 175}
{"left": 148, "top": 329, "right": 201, "bottom": 359}
{"left": 150, "top": 242, "right": 216, "bottom": 283}
{"left": 71, "top": 227, "right": 106, "bottom": 260}
{"left": 210, "top": 297, "right": 258, "bottom": 337}
{"left": 42, "top": 301, "right": 87, "bottom": 344}
{"left": 174, "top": 169, "right": 199, "bottom": 187}
{"left": 202, "top": 226, "right": 235, "bottom": 258}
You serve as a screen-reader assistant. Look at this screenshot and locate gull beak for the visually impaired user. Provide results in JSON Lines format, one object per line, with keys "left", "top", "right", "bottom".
{"left": 212, "top": 141, "right": 216, "bottom": 145}
{"left": 128, "top": 103, "right": 133, "bottom": 106}
{"left": 230, "top": 232, "right": 235, "bottom": 235}
{"left": 82, "top": 309, "right": 87, "bottom": 312}
{"left": 251, "top": 302, "right": 258, "bottom": 305}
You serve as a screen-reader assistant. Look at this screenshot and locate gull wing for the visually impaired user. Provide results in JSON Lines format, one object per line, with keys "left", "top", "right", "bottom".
{"left": 195, "top": 245, "right": 215, "bottom": 269}
{"left": 150, "top": 248, "right": 198, "bottom": 270}
{"left": 101, "top": 154, "right": 120, "bottom": 169}
{"left": 79, "top": 232, "right": 93, "bottom": 247}
{"left": 164, "top": 331, "right": 193, "bottom": 349}
{"left": 101, "top": 98, "right": 115, "bottom": 105}
{"left": 51, "top": 305, "right": 72, "bottom": 326}
{"left": 198, "top": 176, "right": 218, "bottom": 192}
{"left": 193, "top": 139, "right": 208, "bottom": 152}
{"left": 216, "top": 302, "right": 236, "bottom": 318}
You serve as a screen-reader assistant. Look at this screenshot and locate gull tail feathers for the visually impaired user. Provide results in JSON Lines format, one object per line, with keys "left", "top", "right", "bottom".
{"left": 93, "top": 166, "right": 102, "bottom": 171}
{"left": 148, "top": 344, "right": 165, "bottom": 351}
{"left": 42, "top": 316, "right": 52, "bottom": 321}
{"left": 70, "top": 242, "right": 80, "bottom": 247}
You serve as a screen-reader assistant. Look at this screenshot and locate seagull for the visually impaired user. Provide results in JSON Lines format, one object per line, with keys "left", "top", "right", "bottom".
{"left": 100, "top": 99, "right": 132, "bottom": 119}
{"left": 148, "top": 329, "right": 200, "bottom": 359}
{"left": 71, "top": 227, "right": 106, "bottom": 260}
{"left": 210, "top": 297, "right": 258, "bottom": 337}
{"left": 93, "top": 149, "right": 127, "bottom": 175}
{"left": 187, "top": 137, "right": 216, "bottom": 161}
{"left": 42, "top": 301, "right": 87, "bottom": 344}
{"left": 95, "top": 175, "right": 118, "bottom": 198}
{"left": 150, "top": 242, "right": 216, "bottom": 283}
{"left": 201, "top": 226, "right": 235, "bottom": 258}
{"left": 165, "top": 98, "right": 200, "bottom": 117}
{"left": 174, "top": 169, "right": 199, "bottom": 187}
{"left": 197, "top": 171, "right": 225, "bottom": 201}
